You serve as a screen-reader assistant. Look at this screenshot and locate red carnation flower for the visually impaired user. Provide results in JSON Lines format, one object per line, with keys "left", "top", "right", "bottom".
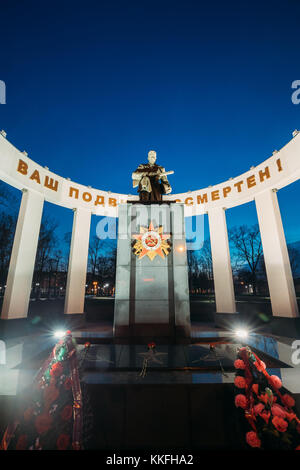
{"left": 35, "top": 413, "right": 53, "bottom": 435}
{"left": 50, "top": 362, "right": 64, "bottom": 378}
{"left": 271, "top": 404, "right": 286, "bottom": 419}
{"left": 282, "top": 394, "right": 295, "bottom": 408}
{"left": 234, "top": 359, "right": 245, "bottom": 370}
{"left": 235, "top": 394, "right": 247, "bottom": 409}
{"left": 61, "top": 404, "right": 73, "bottom": 421}
{"left": 246, "top": 431, "right": 261, "bottom": 448}
{"left": 252, "top": 383, "right": 259, "bottom": 395}
{"left": 269, "top": 375, "right": 282, "bottom": 390}
{"left": 234, "top": 376, "right": 246, "bottom": 389}
{"left": 15, "top": 434, "right": 28, "bottom": 450}
{"left": 272, "top": 416, "right": 288, "bottom": 433}
{"left": 148, "top": 342, "right": 156, "bottom": 349}
{"left": 84, "top": 342, "right": 91, "bottom": 348}
{"left": 57, "top": 434, "right": 70, "bottom": 450}
{"left": 254, "top": 403, "right": 265, "bottom": 415}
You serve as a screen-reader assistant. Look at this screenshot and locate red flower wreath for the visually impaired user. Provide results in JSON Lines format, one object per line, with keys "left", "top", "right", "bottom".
{"left": 272, "top": 416, "right": 288, "bottom": 433}
{"left": 50, "top": 362, "right": 64, "bottom": 378}
{"left": 246, "top": 431, "right": 261, "bottom": 448}
{"left": 64, "top": 377, "right": 72, "bottom": 390}
{"left": 35, "top": 413, "right": 53, "bottom": 435}
{"left": 61, "top": 404, "right": 73, "bottom": 421}
{"left": 44, "top": 383, "right": 59, "bottom": 409}
{"left": 234, "top": 346, "right": 300, "bottom": 450}
{"left": 234, "top": 376, "right": 246, "bottom": 389}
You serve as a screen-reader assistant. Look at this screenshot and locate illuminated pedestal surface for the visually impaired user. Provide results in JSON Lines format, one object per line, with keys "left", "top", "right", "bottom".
{"left": 114, "top": 203, "right": 191, "bottom": 339}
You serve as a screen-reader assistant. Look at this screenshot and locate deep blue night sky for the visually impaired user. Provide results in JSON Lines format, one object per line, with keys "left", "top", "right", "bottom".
{"left": 1, "top": 0, "right": 300, "bottom": 246}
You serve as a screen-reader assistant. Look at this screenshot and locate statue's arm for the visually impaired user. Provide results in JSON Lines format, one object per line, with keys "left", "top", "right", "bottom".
{"left": 159, "top": 167, "right": 168, "bottom": 181}
{"left": 159, "top": 167, "right": 172, "bottom": 194}
{"left": 132, "top": 165, "right": 145, "bottom": 180}
{"left": 132, "top": 165, "right": 147, "bottom": 188}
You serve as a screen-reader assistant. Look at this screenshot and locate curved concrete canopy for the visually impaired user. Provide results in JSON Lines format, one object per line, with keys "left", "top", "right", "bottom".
{"left": 0, "top": 131, "right": 299, "bottom": 217}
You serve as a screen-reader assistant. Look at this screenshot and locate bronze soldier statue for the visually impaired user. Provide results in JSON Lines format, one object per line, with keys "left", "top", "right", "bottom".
{"left": 132, "top": 150, "right": 173, "bottom": 203}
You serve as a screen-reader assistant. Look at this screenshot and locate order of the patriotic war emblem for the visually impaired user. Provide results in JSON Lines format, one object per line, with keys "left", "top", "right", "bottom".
{"left": 132, "top": 221, "right": 171, "bottom": 261}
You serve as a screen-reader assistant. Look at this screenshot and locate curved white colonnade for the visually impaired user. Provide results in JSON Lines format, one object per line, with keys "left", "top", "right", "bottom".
{"left": 0, "top": 130, "right": 299, "bottom": 321}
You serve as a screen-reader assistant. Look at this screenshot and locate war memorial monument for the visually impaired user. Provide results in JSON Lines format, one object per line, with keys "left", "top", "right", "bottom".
{"left": 0, "top": 131, "right": 300, "bottom": 450}
{"left": 0, "top": 131, "right": 299, "bottom": 337}
{"left": 114, "top": 150, "right": 191, "bottom": 340}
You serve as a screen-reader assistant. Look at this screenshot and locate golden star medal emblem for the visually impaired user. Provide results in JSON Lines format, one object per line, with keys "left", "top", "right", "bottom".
{"left": 132, "top": 221, "right": 171, "bottom": 260}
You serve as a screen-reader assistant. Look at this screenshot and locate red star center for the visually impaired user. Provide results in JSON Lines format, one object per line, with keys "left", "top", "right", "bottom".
{"left": 132, "top": 222, "right": 171, "bottom": 260}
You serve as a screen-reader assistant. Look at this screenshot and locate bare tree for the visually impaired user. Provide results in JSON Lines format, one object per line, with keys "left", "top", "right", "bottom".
{"left": 48, "top": 250, "right": 63, "bottom": 297}
{"left": 63, "top": 231, "right": 71, "bottom": 246}
{"left": 0, "top": 181, "right": 19, "bottom": 210}
{"left": 199, "top": 239, "right": 213, "bottom": 280}
{"left": 89, "top": 235, "right": 102, "bottom": 279}
{"left": 187, "top": 249, "right": 200, "bottom": 292}
{"left": 187, "top": 250, "right": 199, "bottom": 276}
{"left": 0, "top": 183, "right": 19, "bottom": 286}
{"left": 0, "top": 213, "right": 17, "bottom": 285}
{"left": 229, "top": 224, "right": 263, "bottom": 295}
{"left": 34, "top": 218, "right": 58, "bottom": 296}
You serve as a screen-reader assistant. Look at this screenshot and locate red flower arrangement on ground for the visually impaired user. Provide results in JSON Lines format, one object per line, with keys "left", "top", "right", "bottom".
{"left": 44, "top": 383, "right": 59, "bottom": 410}
{"left": 50, "top": 362, "right": 64, "bottom": 378}
{"left": 64, "top": 377, "right": 72, "bottom": 390}
{"left": 0, "top": 332, "right": 92, "bottom": 451}
{"left": 61, "top": 405, "right": 73, "bottom": 421}
{"left": 234, "top": 376, "right": 246, "bottom": 389}
{"left": 246, "top": 431, "right": 261, "bottom": 448}
{"left": 35, "top": 414, "right": 53, "bottom": 435}
{"left": 234, "top": 346, "right": 300, "bottom": 450}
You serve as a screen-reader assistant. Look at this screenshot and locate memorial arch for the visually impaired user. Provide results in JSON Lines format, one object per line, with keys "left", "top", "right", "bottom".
{"left": 0, "top": 129, "right": 299, "bottom": 327}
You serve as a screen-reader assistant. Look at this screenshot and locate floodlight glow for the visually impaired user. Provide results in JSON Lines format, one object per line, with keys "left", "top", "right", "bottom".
{"left": 235, "top": 328, "right": 249, "bottom": 339}
{"left": 54, "top": 330, "right": 66, "bottom": 339}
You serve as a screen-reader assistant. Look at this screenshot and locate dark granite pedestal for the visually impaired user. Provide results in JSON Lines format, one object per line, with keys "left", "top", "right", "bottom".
{"left": 0, "top": 318, "right": 30, "bottom": 339}
{"left": 270, "top": 316, "right": 300, "bottom": 338}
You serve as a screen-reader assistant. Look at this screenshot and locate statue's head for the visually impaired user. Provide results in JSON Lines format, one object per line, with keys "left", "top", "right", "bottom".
{"left": 148, "top": 150, "right": 157, "bottom": 165}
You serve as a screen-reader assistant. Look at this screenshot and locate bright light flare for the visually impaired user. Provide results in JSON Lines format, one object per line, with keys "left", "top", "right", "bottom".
{"left": 235, "top": 328, "right": 249, "bottom": 339}
{"left": 54, "top": 330, "right": 66, "bottom": 339}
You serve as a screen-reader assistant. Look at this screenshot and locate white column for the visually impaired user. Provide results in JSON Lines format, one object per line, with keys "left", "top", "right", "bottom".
{"left": 255, "top": 189, "right": 299, "bottom": 318}
{"left": 64, "top": 207, "right": 91, "bottom": 315}
{"left": 208, "top": 207, "right": 236, "bottom": 313}
{"left": 1, "top": 189, "right": 44, "bottom": 320}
